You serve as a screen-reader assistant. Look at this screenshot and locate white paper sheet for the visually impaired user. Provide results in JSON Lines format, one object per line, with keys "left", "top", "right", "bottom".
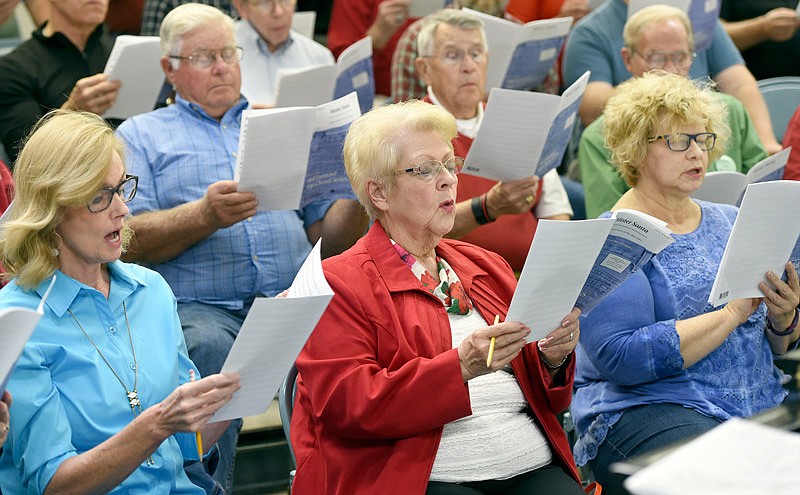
{"left": 212, "top": 241, "right": 333, "bottom": 422}
{"left": 274, "top": 64, "right": 337, "bottom": 108}
{"left": 235, "top": 106, "right": 317, "bottom": 210}
{"left": 103, "top": 35, "right": 163, "bottom": 119}
{"left": 465, "top": 9, "right": 572, "bottom": 91}
{"left": 692, "top": 147, "right": 790, "bottom": 206}
{"left": 624, "top": 419, "right": 800, "bottom": 495}
{"left": 291, "top": 11, "right": 316, "bottom": 39}
{"left": 463, "top": 71, "right": 589, "bottom": 182}
{"left": 708, "top": 180, "right": 800, "bottom": 307}
{"left": 0, "top": 275, "right": 55, "bottom": 395}
{"left": 507, "top": 210, "right": 673, "bottom": 340}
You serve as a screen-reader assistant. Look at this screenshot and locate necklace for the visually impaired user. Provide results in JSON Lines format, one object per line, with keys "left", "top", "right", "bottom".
{"left": 68, "top": 301, "right": 154, "bottom": 464}
{"left": 68, "top": 302, "right": 141, "bottom": 414}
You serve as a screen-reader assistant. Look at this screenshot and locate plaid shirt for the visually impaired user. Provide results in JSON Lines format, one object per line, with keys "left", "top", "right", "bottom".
{"left": 140, "top": 0, "right": 239, "bottom": 36}
{"left": 390, "top": 19, "right": 426, "bottom": 103}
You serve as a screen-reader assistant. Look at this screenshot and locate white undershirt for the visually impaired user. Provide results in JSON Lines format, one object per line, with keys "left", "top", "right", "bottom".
{"left": 429, "top": 309, "right": 552, "bottom": 482}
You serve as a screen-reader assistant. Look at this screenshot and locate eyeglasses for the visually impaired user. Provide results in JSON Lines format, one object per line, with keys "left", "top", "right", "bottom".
{"left": 395, "top": 157, "right": 464, "bottom": 180}
{"left": 169, "top": 46, "right": 244, "bottom": 69}
{"left": 87, "top": 175, "right": 138, "bottom": 213}
{"left": 647, "top": 133, "right": 717, "bottom": 152}
{"left": 243, "top": 0, "right": 295, "bottom": 10}
{"left": 424, "top": 47, "right": 487, "bottom": 66}
{"left": 633, "top": 50, "right": 696, "bottom": 69}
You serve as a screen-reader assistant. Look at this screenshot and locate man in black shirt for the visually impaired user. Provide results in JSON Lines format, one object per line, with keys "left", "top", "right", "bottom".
{"left": 0, "top": 0, "right": 121, "bottom": 164}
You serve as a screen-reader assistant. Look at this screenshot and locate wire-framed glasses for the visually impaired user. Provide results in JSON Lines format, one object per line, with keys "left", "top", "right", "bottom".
{"left": 87, "top": 175, "right": 138, "bottom": 213}
{"left": 169, "top": 46, "right": 244, "bottom": 69}
{"left": 647, "top": 132, "right": 717, "bottom": 152}
{"left": 243, "top": 0, "right": 295, "bottom": 10}
{"left": 633, "top": 50, "right": 696, "bottom": 69}
{"left": 395, "top": 157, "right": 465, "bottom": 180}
{"left": 425, "top": 47, "right": 487, "bottom": 66}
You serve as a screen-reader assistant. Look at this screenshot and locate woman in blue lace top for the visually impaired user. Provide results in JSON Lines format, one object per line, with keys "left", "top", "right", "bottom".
{"left": 571, "top": 72, "right": 800, "bottom": 495}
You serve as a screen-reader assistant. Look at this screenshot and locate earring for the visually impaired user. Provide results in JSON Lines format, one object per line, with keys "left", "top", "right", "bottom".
{"left": 53, "top": 232, "right": 62, "bottom": 257}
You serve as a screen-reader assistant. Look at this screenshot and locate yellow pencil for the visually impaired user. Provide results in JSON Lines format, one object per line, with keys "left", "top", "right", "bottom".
{"left": 486, "top": 315, "right": 500, "bottom": 367}
{"left": 190, "top": 370, "right": 204, "bottom": 459}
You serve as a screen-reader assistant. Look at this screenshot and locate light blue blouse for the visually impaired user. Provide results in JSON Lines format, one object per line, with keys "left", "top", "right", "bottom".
{"left": 572, "top": 201, "right": 791, "bottom": 466}
{"left": 0, "top": 261, "right": 203, "bottom": 494}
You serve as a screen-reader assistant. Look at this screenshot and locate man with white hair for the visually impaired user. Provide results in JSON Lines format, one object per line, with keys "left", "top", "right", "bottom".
{"left": 415, "top": 8, "right": 573, "bottom": 272}
{"left": 116, "top": 4, "right": 367, "bottom": 492}
{"left": 233, "top": 0, "right": 334, "bottom": 106}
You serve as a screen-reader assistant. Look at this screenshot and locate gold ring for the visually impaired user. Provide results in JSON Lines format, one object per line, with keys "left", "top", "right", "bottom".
{"left": 525, "top": 195, "right": 534, "bottom": 204}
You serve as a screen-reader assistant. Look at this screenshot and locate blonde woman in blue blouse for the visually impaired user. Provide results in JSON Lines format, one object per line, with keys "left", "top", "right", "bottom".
{"left": 0, "top": 111, "right": 240, "bottom": 495}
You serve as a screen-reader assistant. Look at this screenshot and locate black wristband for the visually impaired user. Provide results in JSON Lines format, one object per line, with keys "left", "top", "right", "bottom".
{"left": 767, "top": 307, "right": 799, "bottom": 336}
{"left": 471, "top": 196, "right": 490, "bottom": 225}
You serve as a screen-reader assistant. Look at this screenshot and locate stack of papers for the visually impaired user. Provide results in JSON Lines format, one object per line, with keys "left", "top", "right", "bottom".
{"left": 507, "top": 209, "right": 673, "bottom": 340}
{"left": 103, "top": 35, "right": 163, "bottom": 120}
{"left": 234, "top": 92, "right": 361, "bottom": 211}
{"left": 463, "top": 71, "right": 590, "bottom": 182}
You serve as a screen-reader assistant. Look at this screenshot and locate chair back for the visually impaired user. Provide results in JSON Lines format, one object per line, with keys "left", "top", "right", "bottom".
{"left": 757, "top": 77, "right": 800, "bottom": 143}
{"left": 278, "top": 363, "right": 299, "bottom": 468}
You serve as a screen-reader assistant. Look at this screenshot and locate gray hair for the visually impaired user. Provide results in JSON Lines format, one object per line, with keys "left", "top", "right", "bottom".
{"left": 417, "top": 9, "right": 486, "bottom": 57}
{"left": 160, "top": 3, "right": 236, "bottom": 67}
{"left": 624, "top": 4, "right": 695, "bottom": 53}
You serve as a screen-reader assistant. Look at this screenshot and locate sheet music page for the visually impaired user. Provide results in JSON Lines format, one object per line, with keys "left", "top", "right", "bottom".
{"left": 334, "top": 36, "right": 374, "bottom": 113}
{"left": 533, "top": 70, "right": 589, "bottom": 177}
{"left": 0, "top": 275, "right": 55, "bottom": 395}
{"left": 624, "top": 419, "right": 800, "bottom": 495}
{"left": 463, "top": 88, "right": 561, "bottom": 181}
{"left": 291, "top": 11, "right": 316, "bottom": 39}
{"left": 694, "top": 148, "right": 790, "bottom": 205}
{"left": 507, "top": 219, "right": 615, "bottom": 341}
{"left": 409, "top": 0, "right": 446, "bottom": 18}
{"left": 212, "top": 242, "right": 332, "bottom": 421}
{"left": 501, "top": 17, "right": 572, "bottom": 91}
{"left": 301, "top": 93, "right": 360, "bottom": 207}
{"left": 708, "top": 180, "right": 800, "bottom": 307}
{"left": 287, "top": 239, "right": 334, "bottom": 298}
{"left": 103, "top": 35, "right": 162, "bottom": 119}
{"left": 691, "top": 172, "right": 747, "bottom": 205}
{"left": 464, "top": 9, "right": 517, "bottom": 90}
{"left": 576, "top": 209, "right": 673, "bottom": 314}
{"left": 273, "top": 64, "right": 336, "bottom": 108}
{"left": 235, "top": 107, "right": 317, "bottom": 210}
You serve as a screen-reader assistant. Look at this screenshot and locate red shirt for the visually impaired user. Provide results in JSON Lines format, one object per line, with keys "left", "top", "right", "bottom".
{"left": 291, "top": 221, "right": 580, "bottom": 494}
{"left": 782, "top": 106, "right": 800, "bottom": 181}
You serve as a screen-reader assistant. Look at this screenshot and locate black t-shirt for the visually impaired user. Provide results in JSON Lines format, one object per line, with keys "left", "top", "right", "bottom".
{"left": 720, "top": 0, "right": 800, "bottom": 80}
{"left": 0, "top": 23, "right": 115, "bottom": 164}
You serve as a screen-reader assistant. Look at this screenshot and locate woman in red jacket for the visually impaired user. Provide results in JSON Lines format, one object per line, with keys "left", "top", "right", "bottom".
{"left": 291, "top": 100, "right": 584, "bottom": 495}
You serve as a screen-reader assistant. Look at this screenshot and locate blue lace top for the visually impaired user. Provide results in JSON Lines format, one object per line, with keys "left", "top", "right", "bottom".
{"left": 572, "top": 200, "right": 790, "bottom": 466}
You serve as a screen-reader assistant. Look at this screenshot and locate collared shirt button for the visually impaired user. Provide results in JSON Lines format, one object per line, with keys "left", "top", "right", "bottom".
{"left": 109, "top": 326, "right": 117, "bottom": 334}
{"left": 130, "top": 363, "right": 137, "bottom": 370}
{"left": 231, "top": 151, "right": 237, "bottom": 157}
{"left": 252, "top": 255, "right": 259, "bottom": 262}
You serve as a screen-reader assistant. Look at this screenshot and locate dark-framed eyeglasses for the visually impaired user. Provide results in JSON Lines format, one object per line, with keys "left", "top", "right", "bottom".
{"left": 168, "top": 45, "right": 244, "bottom": 69}
{"left": 633, "top": 49, "right": 696, "bottom": 70}
{"left": 647, "top": 132, "right": 717, "bottom": 152}
{"left": 395, "top": 157, "right": 465, "bottom": 180}
{"left": 87, "top": 175, "right": 138, "bottom": 213}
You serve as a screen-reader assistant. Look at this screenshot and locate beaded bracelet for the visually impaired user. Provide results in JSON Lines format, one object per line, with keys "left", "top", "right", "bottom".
{"left": 767, "top": 307, "right": 799, "bottom": 337}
